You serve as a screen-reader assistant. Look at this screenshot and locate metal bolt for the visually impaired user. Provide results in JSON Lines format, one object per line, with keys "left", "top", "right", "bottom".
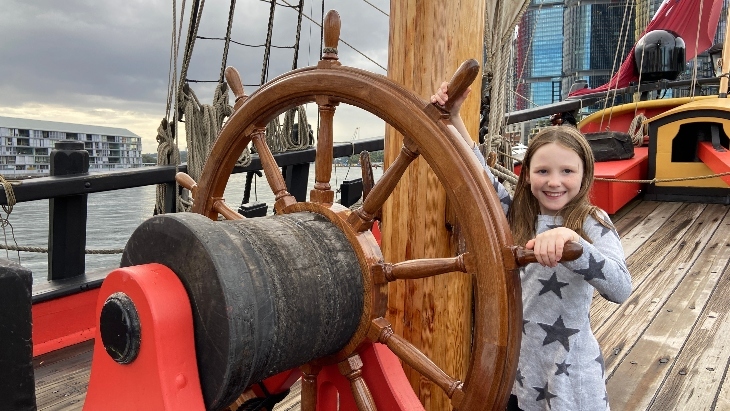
{"left": 659, "top": 357, "right": 669, "bottom": 364}
{"left": 85, "top": 182, "right": 91, "bottom": 188}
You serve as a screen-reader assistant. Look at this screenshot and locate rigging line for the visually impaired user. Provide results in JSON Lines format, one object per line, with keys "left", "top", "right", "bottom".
{"left": 218, "top": 0, "right": 237, "bottom": 84}
{"left": 172, "top": 0, "right": 188, "bottom": 147}
{"left": 197, "top": 36, "right": 296, "bottom": 49}
{"left": 292, "top": 0, "right": 304, "bottom": 70}
{"left": 602, "top": 0, "right": 635, "bottom": 131}
{"left": 360, "top": 0, "right": 389, "bottom": 17}
{"left": 690, "top": 0, "right": 706, "bottom": 99}
{"left": 165, "top": 0, "right": 178, "bottom": 119}
{"left": 261, "top": 0, "right": 278, "bottom": 84}
{"left": 633, "top": 0, "right": 652, "bottom": 119}
{"left": 279, "top": 0, "right": 387, "bottom": 71}
{"left": 307, "top": 0, "right": 313, "bottom": 67}
{"left": 258, "top": 0, "right": 297, "bottom": 8}
{"left": 514, "top": 1, "right": 544, "bottom": 109}
{"left": 185, "top": 79, "right": 260, "bottom": 87}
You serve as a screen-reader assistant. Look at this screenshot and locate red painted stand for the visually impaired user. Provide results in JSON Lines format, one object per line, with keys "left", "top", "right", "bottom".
{"left": 591, "top": 147, "right": 649, "bottom": 214}
{"left": 697, "top": 141, "right": 730, "bottom": 186}
{"left": 315, "top": 342, "right": 425, "bottom": 411}
{"left": 84, "top": 264, "right": 206, "bottom": 410}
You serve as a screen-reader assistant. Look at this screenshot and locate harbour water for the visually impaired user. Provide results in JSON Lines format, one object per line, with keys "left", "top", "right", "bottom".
{"left": 1, "top": 164, "right": 381, "bottom": 284}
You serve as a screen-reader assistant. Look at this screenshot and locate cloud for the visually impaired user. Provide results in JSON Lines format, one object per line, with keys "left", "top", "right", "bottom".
{"left": 0, "top": 0, "right": 389, "bottom": 153}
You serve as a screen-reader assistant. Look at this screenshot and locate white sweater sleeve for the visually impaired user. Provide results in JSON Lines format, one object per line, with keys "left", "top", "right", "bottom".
{"left": 562, "top": 212, "right": 632, "bottom": 304}
{"left": 471, "top": 145, "right": 512, "bottom": 215}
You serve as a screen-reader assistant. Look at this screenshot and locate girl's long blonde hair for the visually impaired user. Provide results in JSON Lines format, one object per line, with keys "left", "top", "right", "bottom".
{"left": 507, "top": 126, "right": 611, "bottom": 245}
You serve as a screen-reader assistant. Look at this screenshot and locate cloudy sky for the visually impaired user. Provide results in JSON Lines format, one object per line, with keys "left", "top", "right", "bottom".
{"left": 0, "top": 0, "right": 390, "bottom": 153}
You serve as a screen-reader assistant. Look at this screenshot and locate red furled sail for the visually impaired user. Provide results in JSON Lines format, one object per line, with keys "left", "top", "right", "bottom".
{"left": 570, "top": 0, "right": 723, "bottom": 96}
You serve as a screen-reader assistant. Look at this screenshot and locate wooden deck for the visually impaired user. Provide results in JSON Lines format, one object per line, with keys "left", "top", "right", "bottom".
{"left": 597, "top": 200, "right": 730, "bottom": 410}
{"left": 33, "top": 200, "right": 730, "bottom": 410}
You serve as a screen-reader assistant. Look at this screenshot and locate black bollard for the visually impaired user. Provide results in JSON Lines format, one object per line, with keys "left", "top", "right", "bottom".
{"left": 0, "top": 259, "right": 36, "bottom": 411}
{"left": 48, "top": 140, "right": 89, "bottom": 280}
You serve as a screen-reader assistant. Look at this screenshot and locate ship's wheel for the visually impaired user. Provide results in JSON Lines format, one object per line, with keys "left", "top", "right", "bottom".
{"left": 171, "top": 10, "right": 523, "bottom": 411}
{"left": 171, "top": 12, "right": 521, "bottom": 411}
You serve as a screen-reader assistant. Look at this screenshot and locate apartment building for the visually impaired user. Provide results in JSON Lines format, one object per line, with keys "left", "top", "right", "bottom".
{"left": 0, "top": 116, "right": 142, "bottom": 176}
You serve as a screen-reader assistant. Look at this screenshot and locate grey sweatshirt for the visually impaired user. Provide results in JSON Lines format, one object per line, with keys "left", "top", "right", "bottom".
{"left": 473, "top": 147, "right": 632, "bottom": 410}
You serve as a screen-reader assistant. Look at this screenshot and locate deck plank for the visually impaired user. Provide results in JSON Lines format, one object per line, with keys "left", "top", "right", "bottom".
{"left": 591, "top": 202, "right": 706, "bottom": 331}
{"left": 716, "top": 361, "right": 730, "bottom": 410}
{"left": 612, "top": 199, "right": 661, "bottom": 237}
{"left": 603, "top": 204, "right": 730, "bottom": 410}
{"left": 34, "top": 341, "right": 92, "bottom": 411}
{"left": 645, "top": 212, "right": 730, "bottom": 410}
{"left": 595, "top": 203, "right": 719, "bottom": 378}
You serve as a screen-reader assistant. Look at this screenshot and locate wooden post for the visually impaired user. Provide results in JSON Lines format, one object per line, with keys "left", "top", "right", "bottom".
{"left": 48, "top": 140, "right": 89, "bottom": 280}
{"left": 384, "top": 2, "right": 486, "bottom": 410}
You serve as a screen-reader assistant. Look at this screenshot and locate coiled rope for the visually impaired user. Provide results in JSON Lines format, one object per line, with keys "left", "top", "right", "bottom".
{"left": 627, "top": 113, "right": 648, "bottom": 146}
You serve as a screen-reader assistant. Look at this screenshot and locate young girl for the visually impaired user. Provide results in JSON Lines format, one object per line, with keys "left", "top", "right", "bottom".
{"left": 432, "top": 83, "right": 632, "bottom": 411}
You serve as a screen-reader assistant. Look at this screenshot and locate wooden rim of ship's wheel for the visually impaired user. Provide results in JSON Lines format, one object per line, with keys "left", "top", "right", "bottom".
{"left": 181, "top": 10, "right": 522, "bottom": 411}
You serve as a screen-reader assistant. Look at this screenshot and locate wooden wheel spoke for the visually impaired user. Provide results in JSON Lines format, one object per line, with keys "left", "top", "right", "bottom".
{"left": 371, "top": 253, "right": 474, "bottom": 283}
{"left": 310, "top": 97, "right": 338, "bottom": 203}
{"left": 360, "top": 151, "right": 382, "bottom": 222}
{"left": 338, "top": 354, "right": 377, "bottom": 411}
{"left": 212, "top": 199, "right": 244, "bottom": 220}
{"left": 367, "top": 318, "right": 465, "bottom": 407}
{"left": 300, "top": 364, "right": 321, "bottom": 411}
{"left": 251, "top": 128, "right": 297, "bottom": 213}
{"left": 347, "top": 137, "right": 419, "bottom": 232}
{"left": 509, "top": 241, "right": 583, "bottom": 268}
{"left": 224, "top": 66, "right": 248, "bottom": 112}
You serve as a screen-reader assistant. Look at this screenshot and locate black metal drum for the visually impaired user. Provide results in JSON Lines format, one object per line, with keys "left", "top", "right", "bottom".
{"left": 121, "top": 212, "right": 364, "bottom": 410}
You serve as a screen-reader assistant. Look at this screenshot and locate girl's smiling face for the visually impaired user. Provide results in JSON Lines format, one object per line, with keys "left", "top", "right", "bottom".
{"left": 526, "top": 142, "right": 584, "bottom": 215}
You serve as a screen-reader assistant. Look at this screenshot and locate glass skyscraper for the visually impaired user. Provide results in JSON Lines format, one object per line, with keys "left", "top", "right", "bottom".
{"left": 512, "top": 0, "right": 728, "bottom": 112}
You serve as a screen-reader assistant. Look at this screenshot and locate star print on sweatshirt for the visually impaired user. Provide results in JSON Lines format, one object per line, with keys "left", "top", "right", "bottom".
{"left": 472, "top": 146, "right": 633, "bottom": 410}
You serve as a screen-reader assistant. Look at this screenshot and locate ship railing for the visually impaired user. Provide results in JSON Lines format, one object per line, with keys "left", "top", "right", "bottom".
{"left": 0, "top": 137, "right": 384, "bottom": 300}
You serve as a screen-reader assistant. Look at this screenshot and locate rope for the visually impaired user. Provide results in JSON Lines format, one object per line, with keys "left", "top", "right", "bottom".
{"left": 263, "top": 107, "right": 311, "bottom": 153}
{"left": 361, "top": 0, "right": 388, "bottom": 17}
{"left": 0, "top": 175, "right": 17, "bottom": 214}
{"left": 218, "top": 0, "right": 238, "bottom": 83}
{"left": 689, "top": 0, "right": 706, "bottom": 99}
{"left": 261, "top": 0, "right": 278, "bottom": 84}
{"left": 0, "top": 244, "right": 125, "bottom": 254}
{"left": 154, "top": 119, "right": 184, "bottom": 213}
{"left": 600, "top": 0, "right": 634, "bottom": 131}
{"left": 627, "top": 113, "right": 647, "bottom": 146}
{"left": 279, "top": 0, "right": 387, "bottom": 71}
{"left": 595, "top": 170, "right": 730, "bottom": 184}
{"left": 0, "top": 175, "right": 21, "bottom": 261}
{"left": 183, "top": 83, "right": 235, "bottom": 187}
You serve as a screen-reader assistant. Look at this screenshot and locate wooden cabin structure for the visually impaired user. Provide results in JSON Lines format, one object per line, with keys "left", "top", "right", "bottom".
{"left": 643, "top": 98, "right": 730, "bottom": 203}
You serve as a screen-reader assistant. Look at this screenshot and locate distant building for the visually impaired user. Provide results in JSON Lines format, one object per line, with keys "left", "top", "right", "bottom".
{"left": 0, "top": 116, "right": 142, "bottom": 176}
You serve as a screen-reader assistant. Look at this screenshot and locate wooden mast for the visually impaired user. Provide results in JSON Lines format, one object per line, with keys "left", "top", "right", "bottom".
{"left": 384, "top": 2, "right": 486, "bottom": 410}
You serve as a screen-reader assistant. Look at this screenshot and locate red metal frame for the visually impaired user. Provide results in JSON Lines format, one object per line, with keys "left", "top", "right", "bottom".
{"left": 84, "top": 263, "right": 206, "bottom": 410}
{"left": 82, "top": 262, "right": 423, "bottom": 410}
